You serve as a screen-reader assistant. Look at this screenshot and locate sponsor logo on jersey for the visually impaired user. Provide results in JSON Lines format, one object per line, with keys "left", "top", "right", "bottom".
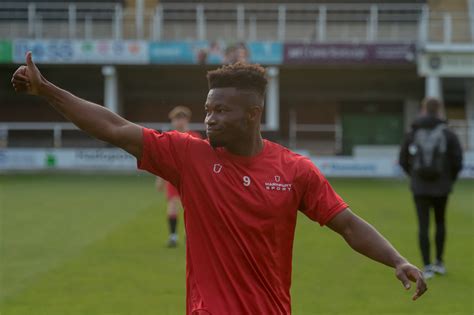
{"left": 265, "top": 176, "right": 291, "bottom": 192}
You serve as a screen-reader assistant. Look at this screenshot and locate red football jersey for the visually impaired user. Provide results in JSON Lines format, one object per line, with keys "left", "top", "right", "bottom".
{"left": 138, "top": 128, "right": 348, "bottom": 315}
{"left": 165, "top": 130, "right": 202, "bottom": 200}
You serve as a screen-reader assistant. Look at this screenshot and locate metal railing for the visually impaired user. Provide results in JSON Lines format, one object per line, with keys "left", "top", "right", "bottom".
{"left": 0, "top": 122, "right": 205, "bottom": 148}
{"left": 1, "top": 2, "right": 472, "bottom": 43}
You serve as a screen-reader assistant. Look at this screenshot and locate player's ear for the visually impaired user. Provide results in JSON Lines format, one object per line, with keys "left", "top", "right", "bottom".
{"left": 247, "top": 105, "right": 262, "bottom": 122}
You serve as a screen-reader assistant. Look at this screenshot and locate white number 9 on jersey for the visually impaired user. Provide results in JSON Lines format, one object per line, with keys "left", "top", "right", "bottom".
{"left": 243, "top": 176, "right": 251, "bottom": 187}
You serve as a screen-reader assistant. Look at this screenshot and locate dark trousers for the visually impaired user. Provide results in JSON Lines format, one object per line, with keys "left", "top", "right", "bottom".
{"left": 413, "top": 195, "right": 448, "bottom": 266}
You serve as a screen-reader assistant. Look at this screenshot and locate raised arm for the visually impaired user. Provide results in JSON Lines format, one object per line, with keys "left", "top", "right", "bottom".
{"left": 11, "top": 52, "right": 143, "bottom": 159}
{"left": 326, "top": 208, "right": 427, "bottom": 301}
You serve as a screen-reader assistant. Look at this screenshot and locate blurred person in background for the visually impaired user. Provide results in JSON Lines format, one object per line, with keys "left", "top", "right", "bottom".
{"left": 399, "top": 97, "right": 463, "bottom": 279}
{"left": 12, "top": 53, "right": 427, "bottom": 314}
{"left": 156, "top": 106, "right": 202, "bottom": 247}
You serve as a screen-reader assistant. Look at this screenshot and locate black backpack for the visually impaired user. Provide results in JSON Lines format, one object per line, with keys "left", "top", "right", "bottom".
{"left": 410, "top": 124, "right": 447, "bottom": 180}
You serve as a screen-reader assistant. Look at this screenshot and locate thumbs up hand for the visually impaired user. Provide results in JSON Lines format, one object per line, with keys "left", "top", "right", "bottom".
{"left": 11, "top": 51, "right": 46, "bottom": 96}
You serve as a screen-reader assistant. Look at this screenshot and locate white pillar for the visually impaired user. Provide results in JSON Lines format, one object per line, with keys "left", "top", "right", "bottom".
{"left": 277, "top": 5, "right": 286, "bottom": 41}
{"left": 114, "top": 4, "right": 123, "bottom": 40}
{"left": 152, "top": 4, "right": 163, "bottom": 41}
{"left": 196, "top": 5, "right": 206, "bottom": 40}
{"left": 68, "top": 4, "right": 76, "bottom": 39}
{"left": 317, "top": 5, "right": 326, "bottom": 42}
{"left": 404, "top": 99, "right": 419, "bottom": 132}
{"left": 466, "top": 80, "right": 474, "bottom": 151}
{"left": 28, "top": 3, "right": 36, "bottom": 37}
{"left": 265, "top": 67, "right": 280, "bottom": 131}
{"left": 249, "top": 15, "right": 257, "bottom": 41}
{"left": 426, "top": 75, "right": 442, "bottom": 99}
{"left": 236, "top": 5, "right": 245, "bottom": 41}
{"left": 136, "top": 0, "right": 144, "bottom": 39}
{"left": 102, "top": 66, "right": 119, "bottom": 114}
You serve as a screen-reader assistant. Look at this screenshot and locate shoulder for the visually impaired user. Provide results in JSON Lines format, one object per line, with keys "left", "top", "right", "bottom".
{"left": 188, "top": 130, "right": 204, "bottom": 139}
{"left": 265, "top": 140, "right": 309, "bottom": 163}
{"left": 264, "top": 140, "right": 320, "bottom": 178}
{"left": 143, "top": 128, "right": 209, "bottom": 148}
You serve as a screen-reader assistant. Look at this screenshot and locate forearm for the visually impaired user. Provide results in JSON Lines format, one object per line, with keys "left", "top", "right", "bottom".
{"left": 341, "top": 214, "right": 407, "bottom": 268}
{"left": 40, "top": 81, "right": 131, "bottom": 145}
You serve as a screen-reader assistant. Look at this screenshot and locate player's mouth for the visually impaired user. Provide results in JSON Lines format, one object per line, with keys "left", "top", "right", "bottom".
{"left": 206, "top": 127, "right": 223, "bottom": 135}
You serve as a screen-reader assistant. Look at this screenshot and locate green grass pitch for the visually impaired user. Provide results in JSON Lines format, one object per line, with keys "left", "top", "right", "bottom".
{"left": 0, "top": 174, "right": 473, "bottom": 315}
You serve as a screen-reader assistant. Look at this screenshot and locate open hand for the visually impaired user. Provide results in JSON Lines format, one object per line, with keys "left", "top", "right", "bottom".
{"left": 395, "top": 262, "right": 427, "bottom": 301}
{"left": 11, "top": 51, "right": 45, "bottom": 95}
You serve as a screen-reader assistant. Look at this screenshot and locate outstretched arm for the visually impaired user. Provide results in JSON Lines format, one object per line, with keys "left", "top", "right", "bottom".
{"left": 11, "top": 52, "right": 143, "bottom": 159}
{"left": 326, "top": 208, "right": 427, "bottom": 301}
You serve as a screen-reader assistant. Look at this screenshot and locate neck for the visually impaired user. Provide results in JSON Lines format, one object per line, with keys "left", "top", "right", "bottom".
{"left": 225, "top": 132, "right": 264, "bottom": 157}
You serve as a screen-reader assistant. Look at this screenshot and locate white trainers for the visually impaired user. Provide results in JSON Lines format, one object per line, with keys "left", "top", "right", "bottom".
{"left": 432, "top": 261, "right": 447, "bottom": 275}
{"left": 167, "top": 234, "right": 178, "bottom": 248}
{"left": 423, "top": 265, "right": 435, "bottom": 279}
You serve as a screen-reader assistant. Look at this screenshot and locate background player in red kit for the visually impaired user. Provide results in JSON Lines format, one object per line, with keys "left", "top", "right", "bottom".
{"left": 155, "top": 106, "right": 202, "bottom": 247}
{"left": 12, "top": 53, "right": 427, "bottom": 315}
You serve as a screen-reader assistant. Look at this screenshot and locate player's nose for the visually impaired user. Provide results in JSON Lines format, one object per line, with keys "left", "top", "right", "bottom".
{"left": 205, "top": 113, "right": 218, "bottom": 126}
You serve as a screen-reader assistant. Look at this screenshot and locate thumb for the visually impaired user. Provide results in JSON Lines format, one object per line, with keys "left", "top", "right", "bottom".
{"left": 26, "top": 51, "right": 36, "bottom": 69}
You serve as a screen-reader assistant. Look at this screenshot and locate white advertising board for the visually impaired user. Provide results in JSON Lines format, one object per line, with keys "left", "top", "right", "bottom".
{"left": 418, "top": 52, "right": 474, "bottom": 77}
{"left": 0, "top": 149, "right": 136, "bottom": 170}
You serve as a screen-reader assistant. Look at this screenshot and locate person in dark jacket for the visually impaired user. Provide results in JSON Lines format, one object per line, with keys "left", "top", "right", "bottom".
{"left": 399, "top": 97, "right": 463, "bottom": 279}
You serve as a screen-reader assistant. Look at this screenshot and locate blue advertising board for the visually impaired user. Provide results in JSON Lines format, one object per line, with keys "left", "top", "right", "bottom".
{"left": 248, "top": 42, "right": 283, "bottom": 64}
{"left": 149, "top": 41, "right": 283, "bottom": 65}
{"left": 13, "top": 39, "right": 74, "bottom": 63}
{"left": 12, "top": 39, "right": 148, "bottom": 64}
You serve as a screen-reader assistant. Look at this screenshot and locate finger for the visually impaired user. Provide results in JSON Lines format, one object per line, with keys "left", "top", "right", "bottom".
{"left": 12, "top": 80, "right": 28, "bottom": 88}
{"left": 13, "top": 83, "right": 28, "bottom": 93}
{"left": 12, "top": 65, "right": 27, "bottom": 78}
{"left": 11, "top": 78, "right": 29, "bottom": 86}
{"left": 412, "top": 275, "right": 428, "bottom": 301}
{"left": 14, "top": 73, "right": 30, "bottom": 82}
{"left": 396, "top": 271, "right": 411, "bottom": 290}
{"left": 12, "top": 75, "right": 30, "bottom": 85}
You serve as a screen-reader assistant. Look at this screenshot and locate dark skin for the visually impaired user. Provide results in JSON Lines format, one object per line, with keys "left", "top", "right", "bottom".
{"left": 205, "top": 87, "right": 264, "bottom": 155}
{"left": 11, "top": 52, "right": 427, "bottom": 301}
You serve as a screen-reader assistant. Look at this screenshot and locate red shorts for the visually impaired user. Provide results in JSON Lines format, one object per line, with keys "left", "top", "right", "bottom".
{"left": 166, "top": 182, "right": 180, "bottom": 200}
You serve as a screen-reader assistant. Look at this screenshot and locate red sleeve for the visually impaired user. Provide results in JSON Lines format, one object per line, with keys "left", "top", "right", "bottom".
{"left": 298, "top": 159, "right": 348, "bottom": 226}
{"left": 137, "top": 128, "right": 191, "bottom": 187}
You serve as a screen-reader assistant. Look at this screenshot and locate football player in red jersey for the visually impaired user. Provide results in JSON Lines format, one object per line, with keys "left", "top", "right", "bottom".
{"left": 12, "top": 53, "right": 427, "bottom": 315}
{"left": 156, "top": 106, "right": 202, "bottom": 247}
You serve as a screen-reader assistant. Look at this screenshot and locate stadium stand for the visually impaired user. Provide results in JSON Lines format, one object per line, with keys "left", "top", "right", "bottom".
{"left": 0, "top": 0, "right": 473, "bottom": 169}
